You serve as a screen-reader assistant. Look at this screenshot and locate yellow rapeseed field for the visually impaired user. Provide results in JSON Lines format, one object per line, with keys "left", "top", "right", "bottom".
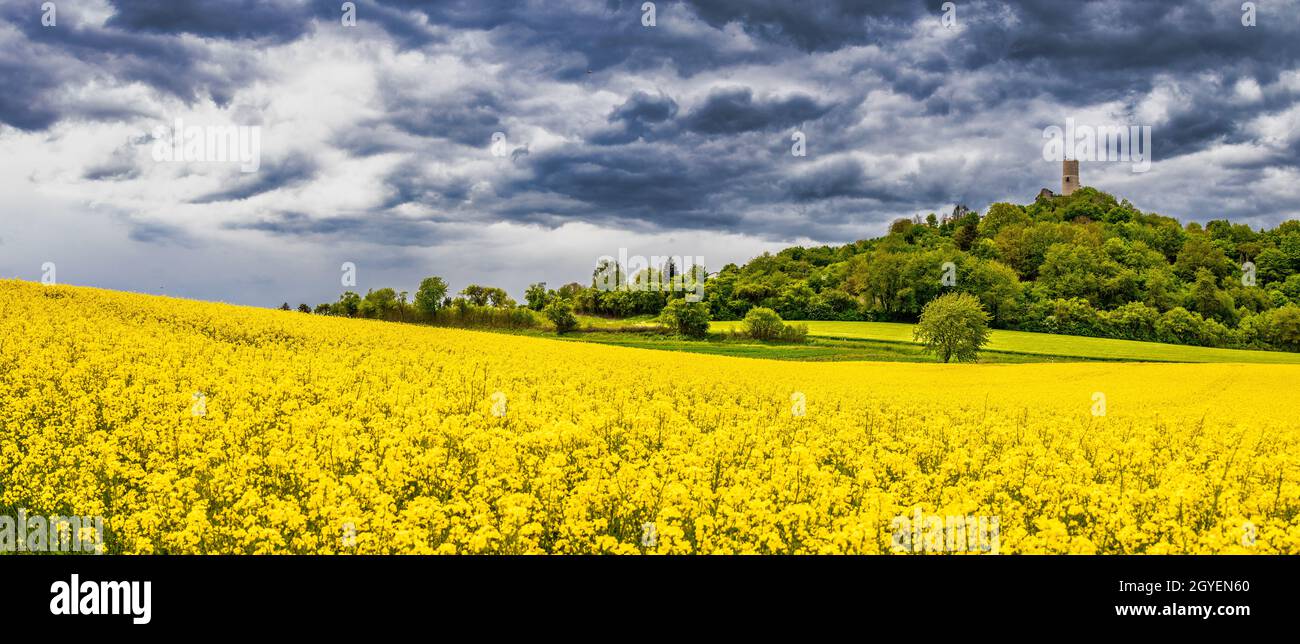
{"left": 2, "top": 279, "right": 1298, "bottom": 554}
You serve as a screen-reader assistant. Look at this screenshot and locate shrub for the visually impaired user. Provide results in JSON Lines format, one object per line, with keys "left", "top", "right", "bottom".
{"left": 660, "top": 298, "right": 710, "bottom": 338}
{"left": 740, "top": 307, "right": 808, "bottom": 343}
{"left": 544, "top": 299, "right": 578, "bottom": 334}
{"left": 742, "top": 307, "right": 785, "bottom": 340}
{"left": 779, "top": 322, "right": 809, "bottom": 343}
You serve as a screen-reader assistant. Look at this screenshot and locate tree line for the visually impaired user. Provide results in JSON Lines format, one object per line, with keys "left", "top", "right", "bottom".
{"left": 695, "top": 187, "right": 1300, "bottom": 351}
{"left": 282, "top": 186, "right": 1300, "bottom": 352}
{"left": 280, "top": 278, "right": 536, "bottom": 329}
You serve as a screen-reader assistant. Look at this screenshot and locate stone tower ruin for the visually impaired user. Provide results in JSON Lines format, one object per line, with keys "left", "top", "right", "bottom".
{"left": 1061, "top": 159, "right": 1080, "bottom": 196}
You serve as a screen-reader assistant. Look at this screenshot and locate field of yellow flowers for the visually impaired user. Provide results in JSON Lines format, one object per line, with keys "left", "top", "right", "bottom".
{"left": 2, "top": 279, "right": 1298, "bottom": 554}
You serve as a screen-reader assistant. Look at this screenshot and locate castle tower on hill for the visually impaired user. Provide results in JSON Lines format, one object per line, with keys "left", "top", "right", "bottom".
{"left": 1061, "top": 159, "right": 1080, "bottom": 196}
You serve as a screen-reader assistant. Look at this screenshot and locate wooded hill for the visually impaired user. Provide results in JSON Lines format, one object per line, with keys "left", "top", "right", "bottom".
{"left": 582, "top": 187, "right": 1300, "bottom": 351}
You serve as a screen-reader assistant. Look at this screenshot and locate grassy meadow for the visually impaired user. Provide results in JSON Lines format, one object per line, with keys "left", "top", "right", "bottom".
{"left": 709, "top": 319, "right": 1300, "bottom": 364}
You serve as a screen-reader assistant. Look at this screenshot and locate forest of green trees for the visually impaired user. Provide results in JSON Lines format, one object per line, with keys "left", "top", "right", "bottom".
{"left": 681, "top": 188, "right": 1300, "bottom": 351}
{"left": 291, "top": 187, "right": 1300, "bottom": 352}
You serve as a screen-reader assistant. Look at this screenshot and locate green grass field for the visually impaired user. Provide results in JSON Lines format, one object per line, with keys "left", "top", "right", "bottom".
{"left": 545, "top": 331, "right": 1108, "bottom": 363}
{"left": 710, "top": 319, "right": 1300, "bottom": 363}
{"left": 574, "top": 314, "right": 662, "bottom": 330}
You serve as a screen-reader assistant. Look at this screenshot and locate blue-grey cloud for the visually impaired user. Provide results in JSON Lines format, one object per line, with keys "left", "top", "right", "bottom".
{"left": 2, "top": 0, "right": 1299, "bottom": 303}
{"left": 104, "top": 0, "right": 317, "bottom": 42}
{"left": 681, "top": 87, "right": 829, "bottom": 135}
{"left": 591, "top": 91, "right": 679, "bottom": 145}
{"left": 223, "top": 211, "right": 450, "bottom": 248}
{"left": 192, "top": 154, "right": 318, "bottom": 203}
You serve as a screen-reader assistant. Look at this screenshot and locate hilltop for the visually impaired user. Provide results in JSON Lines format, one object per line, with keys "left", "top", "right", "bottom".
{"left": 667, "top": 188, "right": 1300, "bottom": 352}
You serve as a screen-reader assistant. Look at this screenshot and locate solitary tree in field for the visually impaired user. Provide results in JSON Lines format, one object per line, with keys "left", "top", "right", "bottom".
{"left": 544, "top": 298, "right": 578, "bottom": 334}
{"left": 914, "top": 292, "right": 990, "bottom": 363}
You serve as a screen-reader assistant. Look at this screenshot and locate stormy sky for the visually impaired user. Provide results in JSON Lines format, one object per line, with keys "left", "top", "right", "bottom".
{"left": 1, "top": 0, "right": 1298, "bottom": 306}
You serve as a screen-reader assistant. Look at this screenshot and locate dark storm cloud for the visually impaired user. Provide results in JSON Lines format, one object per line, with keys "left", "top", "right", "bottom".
{"left": 681, "top": 87, "right": 829, "bottom": 135}
{"left": 192, "top": 154, "right": 317, "bottom": 203}
{"left": 0, "top": 1, "right": 274, "bottom": 130}
{"left": 953, "top": 1, "right": 1298, "bottom": 114}
{"left": 376, "top": 161, "right": 475, "bottom": 211}
{"left": 381, "top": 87, "right": 504, "bottom": 146}
{"left": 676, "top": 0, "right": 1298, "bottom": 107}
{"left": 2, "top": 0, "right": 1298, "bottom": 253}
{"left": 681, "top": 0, "right": 921, "bottom": 52}
{"left": 784, "top": 158, "right": 868, "bottom": 201}
{"left": 612, "top": 91, "right": 678, "bottom": 124}
{"left": 1153, "top": 106, "right": 1241, "bottom": 161}
{"left": 383, "top": 0, "right": 776, "bottom": 77}
{"left": 123, "top": 217, "right": 197, "bottom": 246}
{"left": 104, "top": 0, "right": 316, "bottom": 42}
{"left": 590, "top": 91, "right": 679, "bottom": 145}
{"left": 995, "top": 2, "right": 1274, "bottom": 75}
{"left": 224, "top": 211, "right": 448, "bottom": 248}
{"left": 0, "top": 57, "right": 65, "bottom": 130}
{"left": 504, "top": 143, "right": 766, "bottom": 230}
